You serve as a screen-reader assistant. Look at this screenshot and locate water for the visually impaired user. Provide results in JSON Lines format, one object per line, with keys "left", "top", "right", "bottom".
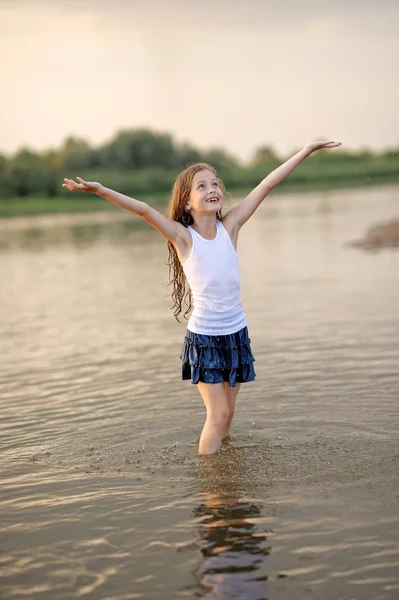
{"left": 1, "top": 185, "right": 398, "bottom": 599}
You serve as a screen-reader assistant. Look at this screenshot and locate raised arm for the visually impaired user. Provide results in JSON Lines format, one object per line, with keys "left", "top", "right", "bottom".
{"left": 62, "top": 177, "right": 188, "bottom": 245}
{"left": 224, "top": 141, "right": 342, "bottom": 231}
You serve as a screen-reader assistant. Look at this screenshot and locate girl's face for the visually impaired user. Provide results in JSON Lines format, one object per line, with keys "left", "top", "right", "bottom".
{"left": 188, "top": 170, "right": 223, "bottom": 216}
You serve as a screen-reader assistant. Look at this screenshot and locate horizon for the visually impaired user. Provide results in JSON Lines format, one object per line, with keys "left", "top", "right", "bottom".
{"left": 2, "top": 126, "right": 398, "bottom": 164}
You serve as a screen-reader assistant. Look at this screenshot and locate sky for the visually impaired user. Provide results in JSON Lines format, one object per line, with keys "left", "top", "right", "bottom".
{"left": 1, "top": 0, "right": 398, "bottom": 162}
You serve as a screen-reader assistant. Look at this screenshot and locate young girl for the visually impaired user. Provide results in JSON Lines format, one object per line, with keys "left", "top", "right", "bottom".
{"left": 62, "top": 140, "right": 341, "bottom": 455}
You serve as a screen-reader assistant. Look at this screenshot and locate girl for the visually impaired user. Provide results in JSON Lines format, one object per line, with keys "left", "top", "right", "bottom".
{"left": 62, "top": 140, "right": 341, "bottom": 455}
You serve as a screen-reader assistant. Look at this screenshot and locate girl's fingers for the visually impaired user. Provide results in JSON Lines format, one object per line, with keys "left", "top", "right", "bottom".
{"left": 76, "top": 177, "right": 89, "bottom": 188}
{"left": 62, "top": 176, "right": 91, "bottom": 191}
{"left": 63, "top": 178, "right": 79, "bottom": 190}
{"left": 63, "top": 178, "right": 80, "bottom": 189}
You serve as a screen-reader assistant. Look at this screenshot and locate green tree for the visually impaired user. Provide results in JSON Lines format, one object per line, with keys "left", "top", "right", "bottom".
{"left": 201, "top": 147, "right": 240, "bottom": 173}
{"left": 2, "top": 148, "right": 53, "bottom": 197}
{"left": 102, "top": 128, "right": 178, "bottom": 169}
{"left": 59, "top": 136, "right": 93, "bottom": 170}
{"left": 249, "top": 145, "right": 279, "bottom": 168}
{"left": 177, "top": 142, "right": 202, "bottom": 168}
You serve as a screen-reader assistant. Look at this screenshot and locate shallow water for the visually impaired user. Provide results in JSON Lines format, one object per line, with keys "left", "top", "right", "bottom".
{"left": 1, "top": 185, "right": 398, "bottom": 599}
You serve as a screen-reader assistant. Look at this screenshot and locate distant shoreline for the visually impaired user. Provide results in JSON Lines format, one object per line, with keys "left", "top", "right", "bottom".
{"left": 1, "top": 176, "right": 398, "bottom": 219}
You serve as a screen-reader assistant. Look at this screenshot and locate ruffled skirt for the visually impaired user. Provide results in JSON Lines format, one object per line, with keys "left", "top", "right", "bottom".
{"left": 180, "top": 326, "right": 256, "bottom": 388}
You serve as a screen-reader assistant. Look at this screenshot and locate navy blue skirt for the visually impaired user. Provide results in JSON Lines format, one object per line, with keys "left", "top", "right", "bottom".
{"left": 180, "top": 326, "right": 256, "bottom": 388}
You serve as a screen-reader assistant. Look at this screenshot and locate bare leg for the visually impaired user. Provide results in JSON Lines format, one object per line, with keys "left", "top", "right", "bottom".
{"left": 197, "top": 382, "right": 230, "bottom": 455}
{"left": 222, "top": 382, "right": 241, "bottom": 439}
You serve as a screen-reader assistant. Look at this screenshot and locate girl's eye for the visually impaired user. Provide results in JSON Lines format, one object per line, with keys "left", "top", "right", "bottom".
{"left": 198, "top": 184, "right": 204, "bottom": 189}
{"left": 213, "top": 182, "right": 219, "bottom": 187}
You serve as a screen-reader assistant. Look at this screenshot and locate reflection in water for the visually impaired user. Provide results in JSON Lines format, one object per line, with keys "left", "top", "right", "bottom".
{"left": 0, "top": 214, "right": 143, "bottom": 251}
{"left": 191, "top": 444, "right": 270, "bottom": 599}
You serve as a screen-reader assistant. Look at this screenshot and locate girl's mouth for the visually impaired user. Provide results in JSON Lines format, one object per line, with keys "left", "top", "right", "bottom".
{"left": 206, "top": 197, "right": 219, "bottom": 203}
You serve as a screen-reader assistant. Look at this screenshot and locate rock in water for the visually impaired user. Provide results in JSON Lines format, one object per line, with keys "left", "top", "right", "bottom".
{"left": 349, "top": 218, "right": 399, "bottom": 250}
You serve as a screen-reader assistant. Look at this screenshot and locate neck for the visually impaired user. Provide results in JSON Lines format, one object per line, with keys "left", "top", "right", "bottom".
{"left": 191, "top": 214, "right": 218, "bottom": 240}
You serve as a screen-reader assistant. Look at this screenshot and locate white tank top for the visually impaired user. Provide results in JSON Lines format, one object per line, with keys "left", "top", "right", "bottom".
{"left": 181, "top": 220, "right": 247, "bottom": 335}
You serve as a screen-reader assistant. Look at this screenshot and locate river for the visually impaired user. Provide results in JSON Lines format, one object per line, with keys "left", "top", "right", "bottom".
{"left": 1, "top": 184, "right": 398, "bottom": 599}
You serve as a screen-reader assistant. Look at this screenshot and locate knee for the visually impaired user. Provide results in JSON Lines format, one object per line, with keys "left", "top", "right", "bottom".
{"left": 228, "top": 406, "right": 235, "bottom": 420}
{"left": 207, "top": 408, "right": 230, "bottom": 428}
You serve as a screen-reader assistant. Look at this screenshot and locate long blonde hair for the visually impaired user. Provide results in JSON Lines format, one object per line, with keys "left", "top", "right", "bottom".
{"left": 167, "top": 163, "right": 224, "bottom": 321}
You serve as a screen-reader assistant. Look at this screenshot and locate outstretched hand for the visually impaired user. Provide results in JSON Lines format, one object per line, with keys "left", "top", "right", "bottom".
{"left": 62, "top": 177, "right": 102, "bottom": 194}
{"left": 305, "top": 140, "right": 342, "bottom": 153}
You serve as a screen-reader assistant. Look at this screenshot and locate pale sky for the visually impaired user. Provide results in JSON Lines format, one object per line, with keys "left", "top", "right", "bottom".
{"left": 1, "top": 0, "right": 398, "bottom": 162}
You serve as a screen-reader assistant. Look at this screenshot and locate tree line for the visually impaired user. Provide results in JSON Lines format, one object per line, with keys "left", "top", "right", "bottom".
{"left": 0, "top": 128, "right": 398, "bottom": 200}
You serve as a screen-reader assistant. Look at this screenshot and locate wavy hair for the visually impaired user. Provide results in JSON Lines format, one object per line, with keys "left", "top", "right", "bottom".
{"left": 167, "top": 163, "right": 224, "bottom": 321}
